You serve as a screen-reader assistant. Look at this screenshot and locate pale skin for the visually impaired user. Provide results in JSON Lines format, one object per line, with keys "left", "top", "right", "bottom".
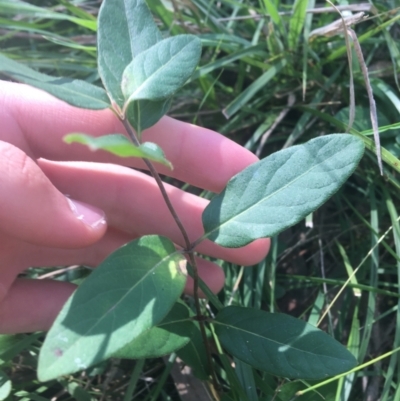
{"left": 0, "top": 81, "right": 270, "bottom": 334}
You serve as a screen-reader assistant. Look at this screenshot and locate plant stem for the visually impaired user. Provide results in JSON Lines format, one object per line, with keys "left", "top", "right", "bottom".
{"left": 122, "top": 120, "right": 192, "bottom": 250}
{"left": 122, "top": 119, "right": 201, "bottom": 307}
{"left": 121, "top": 119, "right": 219, "bottom": 391}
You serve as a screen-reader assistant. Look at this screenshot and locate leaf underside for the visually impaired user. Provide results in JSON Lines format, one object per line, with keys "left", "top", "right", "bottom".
{"left": 63, "top": 133, "right": 173, "bottom": 169}
{"left": 203, "top": 134, "right": 364, "bottom": 247}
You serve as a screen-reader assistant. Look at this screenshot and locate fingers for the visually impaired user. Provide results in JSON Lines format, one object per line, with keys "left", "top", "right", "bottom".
{"left": 39, "top": 159, "right": 270, "bottom": 266}
{"left": 184, "top": 257, "right": 225, "bottom": 297}
{"left": 0, "top": 81, "right": 258, "bottom": 193}
{"left": 0, "top": 279, "right": 76, "bottom": 333}
{"left": 0, "top": 81, "right": 269, "bottom": 335}
{"left": 0, "top": 141, "right": 107, "bottom": 248}
{"left": 2, "top": 228, "right": 133, "bottom": 270}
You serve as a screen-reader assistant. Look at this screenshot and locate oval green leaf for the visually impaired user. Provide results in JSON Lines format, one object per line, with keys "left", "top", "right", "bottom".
{"left": 215, "top": 306, "right": 357, "bottom": 380}
{"left": 97, "top": 0, "right": 162, "bottom": 107}
{"left": 121, "top": 35, "right": 201, "bottom": 104}
{"left": 38, "top": 235, "right": 186, "bottom": 381}
{"left": 63, "top": 134, "right": 173, "bottom": 169}
{"left": 113, "top": 302, "right": 194, "bottom": 359}
{"left": 0, "top": 53, "right": 110, "bottom": 110}
{"left": 202, "top": 134, "right": 364, "bottom": 247}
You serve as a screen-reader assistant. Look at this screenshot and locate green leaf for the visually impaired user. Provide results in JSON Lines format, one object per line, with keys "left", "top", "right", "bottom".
{"left": 126, "top": 97, "right": 172, "bottom": 133}
{"left": 121, "top": 35, "right": 201, "bottom": 104}
{"left": 0, "top": 370, "right": 11, "bottom": 400}
{"left": 63, "top": 134, "right": 173, "bottom": 169}
{"left": 215, "top": 306, "right": 357, "bottom": 380}
{"left": 202, "top": 134, "right": 364, "bottom": 248}
{"left": 0, "top": 53, "right": 110, "bottom": 110}
{"left": 97, "top": 0, "right": 162, "bottom": 107}
{"left": 38, "top": 235, "right": 186, "bottom": 381}
{"left": 113, "top": 302, "right": 194, "bottom": 359}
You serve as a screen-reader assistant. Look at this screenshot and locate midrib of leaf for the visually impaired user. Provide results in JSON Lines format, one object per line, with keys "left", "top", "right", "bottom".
{"left": 127, "top": 40, "right": 194, "bottom": 102}
{"left": 204, "top": 140, "right": 356, "bottom": 239}
{"left": 57, "top": 249, "right": 182, "bottom": 340}
{"left": 214, "top": 321, "right": 345, "bottom": 360}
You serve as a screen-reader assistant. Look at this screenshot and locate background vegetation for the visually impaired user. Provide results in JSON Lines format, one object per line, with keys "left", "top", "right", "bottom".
{"left": 0, "top": 0, "right": 399, "bottom": 400}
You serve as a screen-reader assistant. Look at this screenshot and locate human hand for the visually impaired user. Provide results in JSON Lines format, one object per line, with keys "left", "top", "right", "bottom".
{"left": 0, "top": 80, "right": 270, "bottom": 333}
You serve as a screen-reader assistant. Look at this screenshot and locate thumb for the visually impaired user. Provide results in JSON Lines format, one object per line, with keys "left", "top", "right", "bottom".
{"left": 0, "top": 141, "right": 106, "bottom": 248}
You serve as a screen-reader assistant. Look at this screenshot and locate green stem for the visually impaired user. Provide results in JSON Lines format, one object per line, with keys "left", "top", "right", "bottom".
{"left": 122, "top": 120, "right": 192, "bottom": 250}
{"left": 121, "top": 118, "right": 219, "bottom": 391}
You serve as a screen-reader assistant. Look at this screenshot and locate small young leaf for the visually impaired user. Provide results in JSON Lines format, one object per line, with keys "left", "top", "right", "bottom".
{"left": 113, "top": 302, "right": 194, "bottom": 359}
{"left": 215, "top": 306, "right": 357, "bottom": 380}
{"left": 126, "top": 97, "right": 172, "bottom": 133}
{"left": 64, "top": 134, "right": 173, "bottom": 169}
{"left": 203, "top": 134, "right": 364, "bottom": 247}
{"left": 121, "top": 35, "right": 201, "bottom": 104}
{"left": 0, "top": 53, "right": 110, "bottom": 110}
{"left": 97, "top": 0, "right": 162, "bottom": 107}
{"left": 38, "top": 235, "right": 186, "bottom": 381}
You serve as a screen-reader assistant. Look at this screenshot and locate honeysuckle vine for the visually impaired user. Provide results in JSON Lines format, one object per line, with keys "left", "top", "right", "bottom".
{"left": 0, "top": 0, "right": 366, "bottom": 395}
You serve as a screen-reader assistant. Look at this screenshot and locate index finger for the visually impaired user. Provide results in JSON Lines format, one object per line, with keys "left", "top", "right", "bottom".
{"left": 1, "top": 81, "right": 258, "bottom": 193}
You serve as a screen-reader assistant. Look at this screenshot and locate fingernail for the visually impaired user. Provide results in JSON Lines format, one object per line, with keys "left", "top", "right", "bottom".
{"left": 67, "top": 198, "right": 106, "bottom": 228}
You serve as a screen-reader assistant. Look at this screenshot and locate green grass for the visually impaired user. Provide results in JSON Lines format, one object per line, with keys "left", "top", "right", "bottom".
{"left": 1, "top": 0, "right": 400, "bottom": 400}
